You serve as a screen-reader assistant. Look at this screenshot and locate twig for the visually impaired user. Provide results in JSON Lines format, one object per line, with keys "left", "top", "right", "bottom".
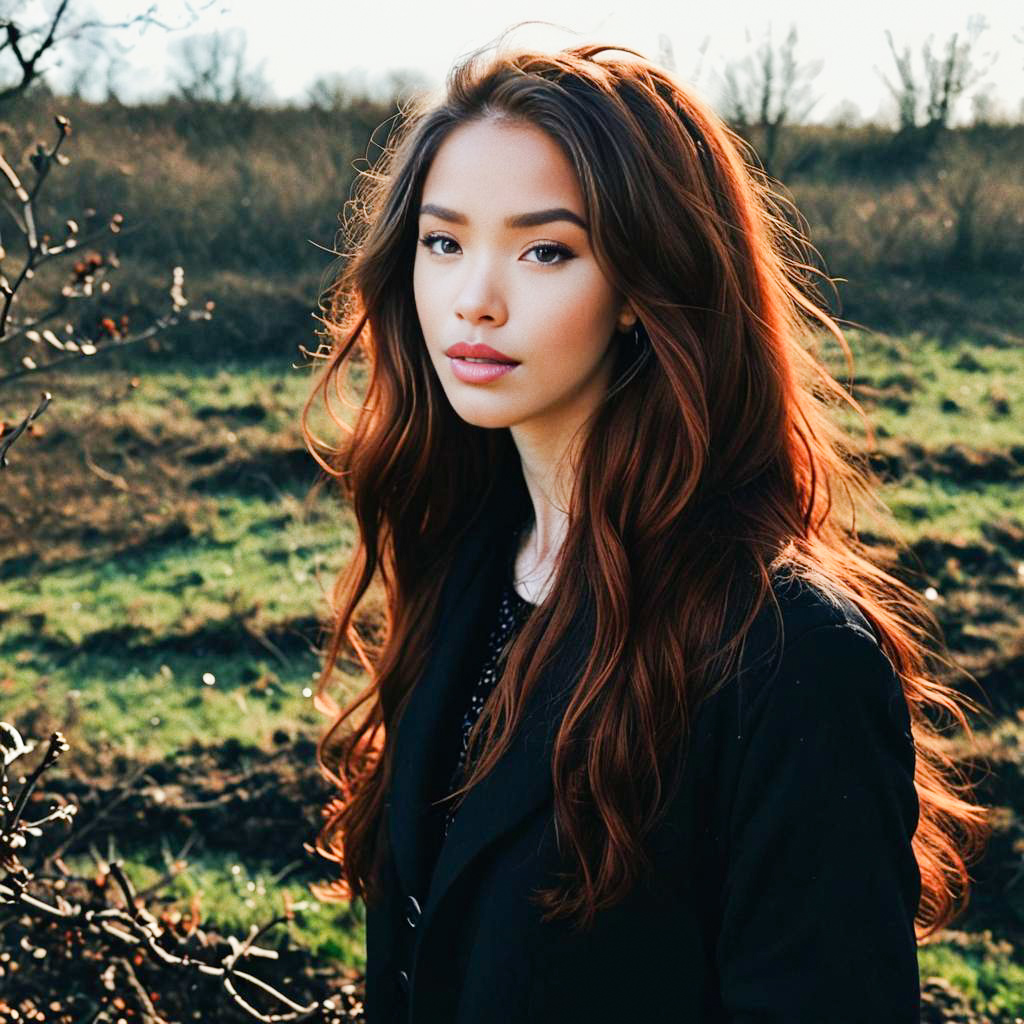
{"left": 0, "top": 389, "right": 51, "bottom": 468}
{"left": 46, "top": 760, "right": 155, "bottom": 861}
{"left": 0, "top": 308, "right": 212, "bottom": 389}
{"left": 81, "top": 431, "right": 131, "bottom": 490}
{"left": 0, "top": 110, "right": 214, "bottom": 470}
{"left": 1, "top": 721, "right": 326, "bottom": 1022}
{"left": 0, "top": 115, "right": 72, "bottom": 335}
{"left": 110, "top": 955, "right": 170, "bottom": 1024}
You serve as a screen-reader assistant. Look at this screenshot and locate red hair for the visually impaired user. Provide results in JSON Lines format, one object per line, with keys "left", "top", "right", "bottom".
{"left": 299, "top": 38, "right": 991, "bottom": 937}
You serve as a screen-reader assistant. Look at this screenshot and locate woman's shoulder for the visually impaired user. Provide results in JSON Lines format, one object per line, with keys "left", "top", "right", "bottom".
{"left": 710, "top": 564, "right": 912, "bottom": 756}
{"left": 726, "top": 564, "right": 888, "bottom": 704}
{"left": 754, "top": 563, "right": 879, "bottom": 651}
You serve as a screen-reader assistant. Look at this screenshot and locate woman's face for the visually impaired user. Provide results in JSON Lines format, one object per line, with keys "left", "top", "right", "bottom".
{"left": 413, "top": 117, "right": 634, "bottom": 436}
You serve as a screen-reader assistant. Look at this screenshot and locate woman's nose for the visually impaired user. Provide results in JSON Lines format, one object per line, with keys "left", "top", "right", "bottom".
{"left": 453, "top": 283, "right": 505, "bottom": 326}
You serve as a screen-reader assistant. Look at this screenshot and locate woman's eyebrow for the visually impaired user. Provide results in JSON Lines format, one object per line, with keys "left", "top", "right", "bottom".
{"left": 419, "top": 203, "right": 589, "bottom": 231}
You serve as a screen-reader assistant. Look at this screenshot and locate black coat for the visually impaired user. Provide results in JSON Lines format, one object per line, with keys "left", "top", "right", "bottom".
{"left": 365, "top": 492, "right": 921, "bottom": 1023}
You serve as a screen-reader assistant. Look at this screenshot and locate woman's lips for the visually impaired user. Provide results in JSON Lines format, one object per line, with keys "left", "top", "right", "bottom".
{"left": 448, "top": 356, "right": 519, "bottom": 383}
{"left": 444, "top": 342, "right": 519, "bottom": 362}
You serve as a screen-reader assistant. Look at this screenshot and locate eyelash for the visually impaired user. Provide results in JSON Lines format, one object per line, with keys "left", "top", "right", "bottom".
{"left": 417, "top": 232, "right": 575, "bottom": 266}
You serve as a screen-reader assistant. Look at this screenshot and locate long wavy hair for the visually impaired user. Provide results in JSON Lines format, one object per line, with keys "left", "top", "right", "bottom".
{"left": 300, "top": 36, "right": 991, "bottom": 938}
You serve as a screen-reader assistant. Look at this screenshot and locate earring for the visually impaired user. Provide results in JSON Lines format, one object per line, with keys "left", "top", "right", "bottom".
{"left": 618, "top": 318, "right": 646, "bottom": 348}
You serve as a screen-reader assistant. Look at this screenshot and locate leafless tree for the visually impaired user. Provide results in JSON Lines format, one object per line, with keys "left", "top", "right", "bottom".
{"left": 717, "top": 22, "right": 823, "bottom": 176}
{"left": 306, "top": 70, "right": 369, "bottom": 111}
{"left": 656, "top": 33, "right": 676, "bottom": 73}
{"left": 690, "top": 34, "right": 712, "bottom": 90}
{"left": 878, "top": 31, "right": 919, "bottom": 133}
{"left": 1014, "top": 24, "right": 1024, "bottom": 121}
{"left": 0, "top": 0, "right": 215, "bottom": 109}
{"left": 56, "top": 29, "right": 132, "bottom": 103}
{"left": 969, "top": 84, "right": 1008, "bottom": 127}
{"left": 655, "top": 32, "right": 711, "bottom": 91}
{"left": 170, "top": 26, "right": 271, "bottom": 107}
{"left": 877, "top": 16, "right": 996, "bottom": 135}
{"left": 826, "top": 99, "right": 863, "bottom": 130}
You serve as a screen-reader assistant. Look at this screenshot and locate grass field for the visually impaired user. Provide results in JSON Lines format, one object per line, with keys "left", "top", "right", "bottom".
{"left": 2, "top": 322, "right": 1022, "bottom": 1016}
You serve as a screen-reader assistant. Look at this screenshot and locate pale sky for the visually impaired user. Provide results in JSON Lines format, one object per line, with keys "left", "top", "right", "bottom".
{"left": 38, "top": 0, "right": 1024, "bottom": 125}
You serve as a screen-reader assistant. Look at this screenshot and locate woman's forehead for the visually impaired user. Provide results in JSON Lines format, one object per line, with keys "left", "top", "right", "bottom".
{"left": 422, "top": 121, "right": 585, "bottom": 223}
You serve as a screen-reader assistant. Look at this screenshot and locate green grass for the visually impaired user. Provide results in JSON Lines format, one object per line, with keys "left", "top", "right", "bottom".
{"left": 1, "top": 492, "right": 349, "bottom": 640}
{"left": 0, "top": 489, "right": 359, "bottom": 761}
{"left": 3, "top": 332, "right": 1021, "bottom": 998}
{"left": 918, "top": 936, "right": 1024, "bottom": 1019}
{"left": 825, "top": 328, "right": 1022, "bottom": 449}
{"left": 878, "top": 479, "right": 1023, "bottom": 546}
{"left": 27, "top": 350, "right": 355, "bottom": 444}
{"left": 0, "top": 647, "right": 329, "bottom": 762}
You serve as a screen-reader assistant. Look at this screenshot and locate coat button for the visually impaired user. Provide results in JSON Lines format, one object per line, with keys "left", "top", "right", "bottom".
{"left": 405, "top": 895, "right": 422, "bottom": 928}
{"left": 397, "top": 968, "right": 410, "bottom": 993}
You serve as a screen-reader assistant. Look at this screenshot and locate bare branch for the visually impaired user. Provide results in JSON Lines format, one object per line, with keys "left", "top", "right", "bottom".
{"left": 0, "top": 303, "right": 214, "bottom": 388}
{"left": 0, "top": 389, "right": 51, "bottom": 468}
{"left": 0, "top": 0, "right": 72, "bottom": 105}
{"left": 0, "top": 110, "right": 214, "bottom": 467}
{"left": 0, "top": 0, "right": 220, "bottom": 106}
{"left": 1, "top": 721, "right": 328, "bottom": 1023}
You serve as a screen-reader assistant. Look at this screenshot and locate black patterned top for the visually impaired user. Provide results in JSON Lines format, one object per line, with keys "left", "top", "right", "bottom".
{"left": 439, "top": 523, "right": 536, "bottom": 842}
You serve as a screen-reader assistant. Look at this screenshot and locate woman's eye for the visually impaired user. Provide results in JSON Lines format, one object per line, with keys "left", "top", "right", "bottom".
{"left": 417, "top": 233, "right": 574, "bottom": 266}
{"left": 526, "top": 243, "right": 574, "bottom": 265}
{"left": 419, "top": 233, "right": 459, "bottom": 255}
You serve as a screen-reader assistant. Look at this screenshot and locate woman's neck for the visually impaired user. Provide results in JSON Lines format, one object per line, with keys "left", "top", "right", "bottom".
{"left": 512, "top": 525, "right": 555, "bottom": 605}
{"left": 511, "top": 429, "right": 576, "bottom": 565}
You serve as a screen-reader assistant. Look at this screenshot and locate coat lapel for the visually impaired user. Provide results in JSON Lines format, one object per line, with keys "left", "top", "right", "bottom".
{"left": 420, "top": 591, "right": 593, "bottom": 931}
{"left": 386, "top": 500, "right": 500, "bottom": 902}
{"left": 386, "top": 472, "right": 595, "bottom": 934}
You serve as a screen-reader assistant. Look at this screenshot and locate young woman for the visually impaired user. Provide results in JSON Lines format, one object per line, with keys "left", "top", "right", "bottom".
{"left": 301, "top": 37, "right": 991, "bottom": 1024}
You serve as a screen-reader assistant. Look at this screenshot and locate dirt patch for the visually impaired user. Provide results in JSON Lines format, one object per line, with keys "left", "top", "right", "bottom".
{"left": 852, "top": 378, "right": 918, "bottom": 413}
{"left": 194, "top": 401, "right": 269, "bottom": 424}
{"left": 869, "top": 441, "right": 1024, "bottom": 485}
{"left": 36, "top": 734, "right": 335, "bottom": 866}
{"left": 11, "top": 610, "right": 325, "bottom": 664}
{"left": 189, "top": 445, "right": 322, "bottom": 496}
{"left": 0, "top": 410, "right": 205, "bottom": 571}
{"left": 3, "top": 731, "right": 368, "bottom": 1021}
{"left": 2, "top": 886, "right": 366, "bottom": 1023}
